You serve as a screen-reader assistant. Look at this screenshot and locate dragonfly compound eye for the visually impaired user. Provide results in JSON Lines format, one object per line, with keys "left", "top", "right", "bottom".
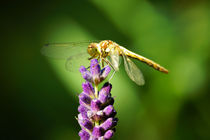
{"left": 88, "top": 43, "right": 98, "bottom": 56}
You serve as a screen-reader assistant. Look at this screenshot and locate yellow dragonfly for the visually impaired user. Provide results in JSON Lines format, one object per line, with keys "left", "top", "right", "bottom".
{"left": 41, "top": 40, "right": 168, "bottom": 85}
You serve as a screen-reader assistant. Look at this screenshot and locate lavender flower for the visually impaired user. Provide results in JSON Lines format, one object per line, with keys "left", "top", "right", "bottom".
{"left": 78, "top": 59, "right": 118, "bottom": 140}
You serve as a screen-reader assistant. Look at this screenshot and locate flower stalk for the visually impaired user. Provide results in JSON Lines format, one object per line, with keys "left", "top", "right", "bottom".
{"left": 78, "top": 59, "right": 118, "bottom": 140}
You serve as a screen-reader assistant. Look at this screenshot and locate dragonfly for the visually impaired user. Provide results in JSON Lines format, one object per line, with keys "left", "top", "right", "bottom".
{"left": 41, "top": 40, "right": 168, "bottom": 85}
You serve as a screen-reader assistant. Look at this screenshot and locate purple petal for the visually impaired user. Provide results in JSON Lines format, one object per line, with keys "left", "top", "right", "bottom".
{"left": 101, "top": 118, "right": 118, "bottom": 131}
{"left": 82, "top": 82, "right": 95, "bottom": 97}
{"left": 80, "top": 66, "right": 92, "bottom": 82}
{"left": 78, "top": 109, "right": 88, "bottom": 119}
{"left": 100, "top": 65, "right": 111, "bottom": 80}
{"left": 79, "top": 66, "right": 87, "bottom": 73}
{"left": 104, "top": 130, "right": 114, "bottom": 139}
{"left": 82, "top": 120, "right": 93, "bottom": 130}
{"left": 78, "top": 113, "right": 87, "bottom": 123}
{"left": 98, "top": 83, "right": 112, "bottom": 103}
{"left": 99, "top": 83, "right": 112, "bottom": 96}
{"left": 91, "top": 99, "right": 102, "bottom": 111}
{"left": 92, "top": 126, "right": 104, "bottom": 138}
{"left": 79, "top": 130, "right": 90, "bottom": 140}
{"left": 98, "top": 94, "right": 109, "bottom": 104}
{"left": 78, "top": 105, "right": 87, "bottom": 113}
{"left": 78, "top": 114, "right": 93, "bottom": 130}
{"left": 103, "top": 105, "right": 116, "bottom": 116}
{"left": 78, "top": 105, "right": 89, "bottom": 119}
{"left": 90, "top": 59, "right": 101, "bottom": 85}
{"left": 79, "top": 93, "right": 91, "bottom": 105}
{"left": 78, "top": 113, "right": 83, "bottom": 120}
{"left": 90, "top": 59, "right": 101, "bottom": 75}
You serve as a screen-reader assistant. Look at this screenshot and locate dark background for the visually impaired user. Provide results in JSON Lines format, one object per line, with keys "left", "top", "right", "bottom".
{"left": 1, "top": 0, "right": 210, "bottom": 140}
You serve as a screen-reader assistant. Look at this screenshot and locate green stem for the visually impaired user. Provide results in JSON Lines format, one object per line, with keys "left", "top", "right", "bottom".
{"left": 94, "top": 84, "right": 99, "bottom": 126}
{"left": 94, "top": 84, "right": 98, "bottom": 99}
{"left": 95, "top": 121, "right": 100, "bottom": 126}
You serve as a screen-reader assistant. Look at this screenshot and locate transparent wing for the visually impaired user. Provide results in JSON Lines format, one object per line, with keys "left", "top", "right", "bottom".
{"left": 109, "top": 47, "right": 121, "bottom": 71}
{"left": 122, "top": 52, "right": 145, "bottom": 86}
{"left": 41, "top": 41, "right": 95, "bottom": 59}
{"left": 65, "top": 52, "right": 90, "bottom": 72}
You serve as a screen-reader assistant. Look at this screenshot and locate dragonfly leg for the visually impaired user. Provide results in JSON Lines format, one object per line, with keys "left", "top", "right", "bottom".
{"left": 102, "top": 58, "right": 117, "bottom": 82}
{"left": 102, "top": 60, "right": 105, "bottom": 68}
{"left": 108, "top": 70, "right": 116, "bottom": 83}
{"left": 88, "top": 54, "right": 98, "bottom": 60}
{"left": 86, "top": 56, "right": 100, "bottom": 70}
{"left": 102, "top": 58, "right": 116, "bottom": 71}
{"left": 99, "top": 56, "right": 108, "bottom": 69}
{"left": 88, "top": 56, "right": 93, "bottom": 60}
{"left": 97, "top": 56, "right": 103, "bottom": 66}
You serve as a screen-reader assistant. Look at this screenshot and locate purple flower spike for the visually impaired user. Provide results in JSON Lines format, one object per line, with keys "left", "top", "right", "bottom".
{"left": 78, "top": 59, "right": 118, "bottom": 140}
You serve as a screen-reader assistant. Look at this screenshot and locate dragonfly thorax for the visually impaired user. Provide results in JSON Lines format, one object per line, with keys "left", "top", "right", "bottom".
{"left": 88, "top": 40, "right": 118, "bottom": 59}
{"left": 98, "top": 40, "right": 118, "bottom": 58}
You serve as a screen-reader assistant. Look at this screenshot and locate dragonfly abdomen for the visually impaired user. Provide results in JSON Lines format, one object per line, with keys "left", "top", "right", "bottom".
{"left": 120, "top": 46, "right": 168, "bottom": 74}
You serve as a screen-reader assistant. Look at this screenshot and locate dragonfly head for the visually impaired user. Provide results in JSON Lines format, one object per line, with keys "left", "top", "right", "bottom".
{"left": 88, "top": 43, "right": 99, "bottom": 57}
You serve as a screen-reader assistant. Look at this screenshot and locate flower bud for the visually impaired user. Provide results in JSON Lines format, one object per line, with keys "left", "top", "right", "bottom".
{"left": 80, "top": 66, "right": 92, "bottom": 82}
{"left": 79, "top": 93, "right": 91, "bottom": 105}
{"left": 91, "top": 99, "right": 102, "bottom": 111}
{"left": 103, "top": 105, "right": 116, "bottom": 116}
{"left": 92, "top": 126, "right": 104, "bottom": 138}
{"left": 100, "top": 65, "right": 111, "bottom": 80}
{"left": 104, "top": 130, "right": 114, "bottom": 139}
{"left": 79, "top": 130, "right": 90, "bottom": 140}
{"left": 101, "top": 118, "right": 118, "bottom": 131}
{"left": 82, "top": 82, "right": 95, "bottom": 97}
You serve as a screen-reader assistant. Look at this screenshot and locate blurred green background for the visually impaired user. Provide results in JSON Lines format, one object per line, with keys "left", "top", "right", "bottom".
{"left": 1, "top": 0, "right": 210, "bottom": 140}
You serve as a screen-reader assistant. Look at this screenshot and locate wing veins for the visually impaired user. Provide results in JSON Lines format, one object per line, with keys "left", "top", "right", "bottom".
{"left": 41, "top": 42, "right": 91, "bottom": 59}
{"left": 122, "top": 52, "right": 145, "bottom": 86}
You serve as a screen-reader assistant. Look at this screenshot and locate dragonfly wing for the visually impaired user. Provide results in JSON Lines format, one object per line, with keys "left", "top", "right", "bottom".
{"left": 122, "top": 52, "right": 145, "bottom": 85}
{"left": 109, "top": 47, "right": 120, "bottom": 71}
{"left": 41, "top": 41, "right": 94, "bottom": 59}
{"left": 65, "top": 52, "right": 91, "bottom": 72}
